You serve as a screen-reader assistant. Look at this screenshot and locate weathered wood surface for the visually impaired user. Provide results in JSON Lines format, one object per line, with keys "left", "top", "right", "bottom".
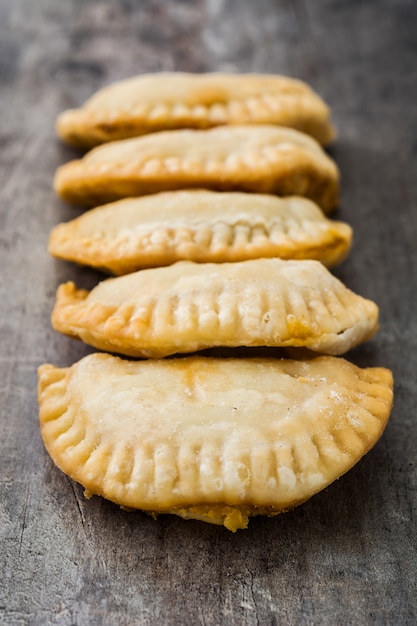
{"left": 1, "top": 1, "right": 416, "bottom": 624}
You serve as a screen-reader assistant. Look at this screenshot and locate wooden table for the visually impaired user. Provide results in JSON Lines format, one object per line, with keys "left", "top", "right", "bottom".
{"left": 1, "top": 1, "right": 416, "bottom": 624}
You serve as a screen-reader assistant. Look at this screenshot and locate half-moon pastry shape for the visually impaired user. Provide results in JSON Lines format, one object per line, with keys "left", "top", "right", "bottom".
{"left": 38, "top": 353, "right": 393, "bottom": 531}
{"left": 56, "top": 72, "right": 335, "bottom": 148}
{"left": 48, "top": 191, "right": 352, "bottom": 274}
{"left": 53, "top": 125, "right": 339, "bottom": 213}
{"left": 51, "top": 258, "right": 378, "bottom": 358}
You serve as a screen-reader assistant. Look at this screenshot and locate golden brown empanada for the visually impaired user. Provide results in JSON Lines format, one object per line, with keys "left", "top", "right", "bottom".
{"left": 53, "top": 125, "right": 339, "bottom": 213}
{"left": 56, "top": 72, "right": 335, "bottom": 148}
{"left": 38, "top": 353, "right": 393, "bottom": 531}
{"left": 48, "top": 191, "right": 352, "bottom": 274}
{"left": 51, "top": 258, "right": 378, "bottom": 357}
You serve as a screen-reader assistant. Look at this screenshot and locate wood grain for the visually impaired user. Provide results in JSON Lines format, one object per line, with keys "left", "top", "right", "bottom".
{"left": 1, "top": 1, "right": 416, "bottom": 624}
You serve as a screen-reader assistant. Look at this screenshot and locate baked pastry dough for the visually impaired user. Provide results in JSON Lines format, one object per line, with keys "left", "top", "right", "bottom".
{"left": 48, "top": 191, "right": 352, "bottom": 274}
{"left": 56, "top": 72, "right": 335, "bottom": 148}
{"left": 53, "top": 125, "right": 339, "bottom": 213}
{"left": 51, "top": 258, "right": 379, "bottom": 357}
{"left": 37, "top": 353, "right": 393, "bottom": 531}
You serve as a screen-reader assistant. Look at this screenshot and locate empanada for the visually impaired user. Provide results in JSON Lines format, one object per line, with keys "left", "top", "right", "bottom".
{"left": 48, "top": 191, "right": 352, "bottom": 274}
{"left": 38, "top": 353, "right": 393, "bottom": 531}
{"left": 53, "top": 125, "right": 339, "bottom": 213}
{"left": 51, "top": 258, "right": 378, "bottom": 357}
{"left": 56, "top": 72, "right": 335, "bottom": 148}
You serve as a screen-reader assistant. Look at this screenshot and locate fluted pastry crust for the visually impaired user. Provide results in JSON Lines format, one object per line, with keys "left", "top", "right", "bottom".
{"left": 49, "top": 191, "right": 352, "bottom": 274}
{"left": 51, "top": 258, "right": 378, "bottom": 357}
{"left": 56, "top": 72, "right": 335, "bottom": 148}
{"left": 53, "top": 125, "right": 339, "bottom": 213}
{"left": 38, "top": 353, "right": 393, "bottom": 531}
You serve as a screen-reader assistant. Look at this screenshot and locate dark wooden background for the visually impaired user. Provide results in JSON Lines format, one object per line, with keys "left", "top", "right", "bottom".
{"left": 1, "top": 1, "right": 416, "bottom": 624}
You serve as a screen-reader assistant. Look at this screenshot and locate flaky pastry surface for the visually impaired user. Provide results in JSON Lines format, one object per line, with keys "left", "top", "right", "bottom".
{"left": 38, "top": 353, "right": 393, "bottom": 531}
{"left": 53, "top": 125, "right": 339, "bottom": 213}
{"left": 56, "top": 72, "right": 335, "bottom": 148}
{"left": 51, "top": 258, "right": 378, "bottom": 357}
{"left": 49, "top": 191, "right": 352, "bottom": 274}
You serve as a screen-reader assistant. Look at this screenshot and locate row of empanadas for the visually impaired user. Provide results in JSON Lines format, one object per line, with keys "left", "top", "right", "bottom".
{"left": 38, "top": 73, "right": 392, "bottom": 530}
{"left": 38, "top": 353, "right": 394, "bottom": 531}
{"left": 49, "top": 191, "right": 352, "bottom": 274}
{"left": 56, "top": 72, "right": 335, "bottom": 148}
